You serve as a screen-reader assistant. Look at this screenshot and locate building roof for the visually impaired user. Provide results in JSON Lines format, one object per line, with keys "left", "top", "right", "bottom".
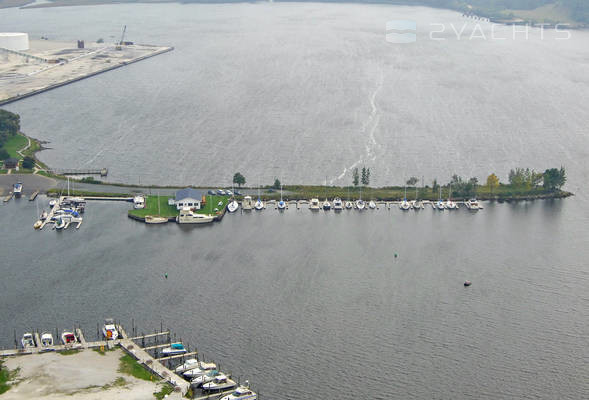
{"left": 3, "top": 158, "right": 19, "bottom": 165}
{"left": 175, "top": 188, "right": 200, "bottom": 202}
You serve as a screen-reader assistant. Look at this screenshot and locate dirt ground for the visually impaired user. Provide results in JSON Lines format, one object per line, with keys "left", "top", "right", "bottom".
{"left": 0, "top": 348, "right": 175, "bottom": 399}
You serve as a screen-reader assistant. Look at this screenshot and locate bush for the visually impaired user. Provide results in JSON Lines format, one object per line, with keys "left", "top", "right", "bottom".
{"left": 0, "top": 148, "right": 8, "bottom": 161}
{"left": 22, "top": 156, "right": 34, "bottom": 169}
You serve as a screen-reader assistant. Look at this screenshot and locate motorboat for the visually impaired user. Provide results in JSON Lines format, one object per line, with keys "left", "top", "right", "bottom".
{"left": 49, "top": 199, "right": 57, "bottom": 207}
{"left": 13, "top": 182, "right": 23, "bottom": 197}
{"left": 162, "top": 343, "right": 187, "bottom": 356}
{"left": 464, "top": 280, "right": 472, "bottom": 287}
{"left": 61, "top": 331, "right": 77, "bottom": 345}
{"left": 466, "top": 198, "right": 481, "bottom": 210}
{"left": 102, "top": 318, "right": 119, "bottom": 340}
{"left": 227, "top": 199, "right": 239, "bottom": 213}
{"left": 356, "top": 199, "right": 365, "bottom": 210}
{"left": 33, "top": 220, "right": 43, "bottom": 230}
{"left": 21, "top": 332, "right": 35, "bottom": 348}
{"left": 221, "top": 386, "right": 257, "bottom": 400}
{"left": 40, "top": 210, "right": 48, "bottom": 220}
{"left": 277, "top": 199, "right": 286, "bottom": 210}
{"left": 345, "top": 201, "right": 353, "bottom": 209}
{"left": 412, "top": 200, "right": 423, "bottom": 210}
{"left": 436, "top": 200, "right": 445, "bottom": 210}
{"left": 333, "top": 198, "right": 343, "bottom": 211}
{"left": 40, "top": 332, "right": 54, "bottom": 347}
{"left": 191, "top": 369, "right": 222, "bottom": 387}
{"left": 177, "top": 208, "right": 214, "bottom": 224}
{"left": 54, "top": 217, "right": 66, "bottom": 230}
{"left": 182, "top": 362, "right": 217, "bottom": 378}
{"left": 202, "top": 374, "right": 237, "bottom": 392}
{"left": 242, "top": 196, "right": 253, "bottom": 211}
{"left": 322, "top": 199, "right": 331, "bottom": 210}
{"left": 254, "top": 198, "right": 264, "bottom": 210}
{"left": 368, "top": 200, "right": 377, "bottom": 209}
{"left": 445, "top": 199, "right": 458, "bottom": 209}
{"left": 133, "top": 196, "right": 145, "bottom": 209}
{"left": 175, "top": 358, "right": 204, "bottom": 373}
{"left": 309, "top": 198, "right": 320, "bottom": 211}
{"left": 145, "top": 215, "right": 168, "bottom": 224}
{"left": 400, "top": 199, "right": 411, "bottom": 210}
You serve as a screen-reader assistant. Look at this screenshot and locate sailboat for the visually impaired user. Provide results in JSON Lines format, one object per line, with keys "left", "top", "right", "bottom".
{"left": 254, "top": 185, "right": 264, "bottom": 210}
{"left": 435, "top": 187, "right": 445, "bottom": 210}
{"left": 322, "top": 177, "right": 331, "bottom": 210}
{"left": 445, "top": 184, "right": 457, "bottom": 209}
{"left": 412, "top": 186, "right": 423, "bottom": 210}
{"left": 400, "top": 186, "right": 411, "bottom": 210}
{"left": 227, "top": 184, "right": 239, "bottom": 212}
{"left": 277, "top": 184, "right": 286, "bottom": 210}
{"left": 356, "top": 187, "right": 365, "bottom": 210}
{"left": 145, "top": 191, "right": 168, "bottom": 223}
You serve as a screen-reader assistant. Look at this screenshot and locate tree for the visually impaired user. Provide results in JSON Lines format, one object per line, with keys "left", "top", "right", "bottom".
{"left": 0, "top": 148, "right": 8, "bottom": 161}
{"left": 365, "top": 168, "right": 371, "bottom": 186}
{"left": 486, "top": 173, "right": 499, "bottom": 194}
{"left": 273, "top": 178, "right": 281, "bottom": 190}
{"left": 543, "top": 167, "right": 566, "bottom": 191}
{"left": 361, "top": 167, "right": 367, "bottom": 186}
{"left": 22, "top": 156, "right": 34, "bottom": 169}
{"left": 0, "top": 109, "right": 20, "bottom": 146}
{"left": 432, "top": 179, "right": 439, "bottom": 194}
{"left": 233, "top": 172, "right": 246, "bottom": 188}
{"left": 352, "top": 168, "right": 359, "bottom": 187}
{"left": 406, "top": 176, "right": 418, "bottom": 186}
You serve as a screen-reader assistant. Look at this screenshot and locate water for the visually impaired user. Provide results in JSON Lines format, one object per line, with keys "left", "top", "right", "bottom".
{"left": 0, "top": 196, "right": 587, "bottom": 399}
{"left": 1, "top": 2, "right": 589, "bottom": 188}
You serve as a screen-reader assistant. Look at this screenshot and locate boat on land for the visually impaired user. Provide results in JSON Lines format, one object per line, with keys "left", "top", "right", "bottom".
{"left": 133, "top": 196, "right": 145, "bottom": 209}
{"left": 309, "top": 198, "right": 320, "bottom": 211}
{"left": 21, "top": 332, "right": 35, "bottom": 348}
{"left": 162, "top": 342, "right": 187, "bottom": 356}
{"left": 227, "top": 199, "right": 239, "bottom": 213}
{"left": 102, "top": 318, "right": 119, "bottom": 340}
{"left": 202, "top": 374, "right": 237, "bottom": 392}
{"left": 13, "top": 182, "right": 23, "bottom": 197}
{"left": 183, "top": 362, "right": 217, "bottom": 378}
{"left": 322, "top": 199, "right": 331, "bottom": 210}
{"left": 191, "top": 369, "right": 223, "bottom": 387}
{"left": 242, "top": 196, "right": 253, "bottom": 211}
{"left": 333, "top": 198, "right": 343, "bottom": 211}
{"left": 40, "top": 332, "right": 54, "bottom": 347}
{"left": 221, "top": 385, "right": 257, "bottom": 400}
{"left": 177, "top": 208, "right": 214, "bottom": 224}
{"left": 356, "top": 199, "right": 366, "bottom": 210}
{"left": 61, "top": 331, "right": 77, "bottom": 345}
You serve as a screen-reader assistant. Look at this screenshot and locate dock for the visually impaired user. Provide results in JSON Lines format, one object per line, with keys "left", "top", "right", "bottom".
{"left": 28, "top": 190, "right": 39, "bottom": 201}
{"left": 49, "top": 168, "right": 108, "bottom": 177}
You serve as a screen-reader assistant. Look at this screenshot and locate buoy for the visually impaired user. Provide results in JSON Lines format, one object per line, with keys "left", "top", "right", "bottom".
{"left": 464, "top": 280, "right": 472, "bottom": 287}
{"left": 164, "top": 273, "right": 168, "bottom": 279}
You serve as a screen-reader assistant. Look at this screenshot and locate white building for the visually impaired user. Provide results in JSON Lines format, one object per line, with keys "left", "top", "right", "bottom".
{"left": 0, "top": 33, "right": 29, "bottom": 51}
{"left": 172, "top": 188, "right": 201, "bottom": 210}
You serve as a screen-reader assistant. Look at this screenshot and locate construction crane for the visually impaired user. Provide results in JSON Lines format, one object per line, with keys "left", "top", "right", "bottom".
{"left": 115, "top": 25, "right": 126, "bottom": 50}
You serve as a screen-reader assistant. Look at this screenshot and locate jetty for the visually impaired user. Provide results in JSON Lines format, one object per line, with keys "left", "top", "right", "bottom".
{"left": 49, "top": 168, "right": 108, "bottom": 177}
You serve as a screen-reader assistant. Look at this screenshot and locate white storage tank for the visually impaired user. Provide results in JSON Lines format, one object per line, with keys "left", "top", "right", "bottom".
{"left": 0, "top": 32, "right": 29, "bottom": 51}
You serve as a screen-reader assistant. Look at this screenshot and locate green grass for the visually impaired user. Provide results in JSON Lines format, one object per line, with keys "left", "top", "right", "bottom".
{"left": 0, "top": 169, "right": 7, "bottom": 174}
{"left": 197, "top": 195, "right": 229, "bottom": 215}
{"left": 59, "top": 349, "right": 80, "bottom": 356}
{"left": 118, "top": 354, "right": 157, "bottom": 381}
{"left": 128, "top": 195, "right": 178, "bottom": 218}
{"left": 1, "top": 134, "right": 28, "bottom": 159}
{"left": 0, "top": 360, "right": 11, "bottom": 394}
{"left": 153, "top": 383, "right": 174, "bottom": 400}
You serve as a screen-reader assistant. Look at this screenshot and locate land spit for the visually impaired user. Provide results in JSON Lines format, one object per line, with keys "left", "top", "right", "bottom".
{"left": 0, "top": 39, "right": 173, "bottom": 105}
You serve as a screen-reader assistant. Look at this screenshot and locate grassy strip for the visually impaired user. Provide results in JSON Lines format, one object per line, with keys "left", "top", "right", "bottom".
{"left": 128, "top": 195, "right": 177, "bottom": 218}
{"left": 0, "top": 169, "right": 7, "bottom": 174}
{"left": 1, "top": 134, "right": 27, "bottom": 159}
{"left": 198, "top": 195, "right": 228, "bottom": 215}
{"left": 118, "top": 354, "right": 157, "bottom": 381}
{"left": 154, "top": 383, "right": 174, "bottom": 400}
{"left": 0, "top": 360, "right": 11, "bottom": 395}
{"left": 59, "top": 349, "right": 80, "bottom": 356}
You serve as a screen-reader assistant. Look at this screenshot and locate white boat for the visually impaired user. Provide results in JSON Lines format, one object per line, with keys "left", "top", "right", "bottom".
{"left": 242, "top": 196, "right": 253, "bottom": 211}
{"left": 356, "top": 199, "right": 365, "bottom": 210}
{"left": 436, "top": 200, "right": 445, "bottom": 210}
{"left": 254, "top": 198, "right": 264, "bottom": 210}
{"left": 54, "top": 217, "right": 66, "bottom": 230}
{"left": 176, "top": 359, "right": 214, "bottom": 374}
{"left": 412, "top": 200, "right": 423, "bottom": 210}
{"left": 202, "top": 374, "right": 237, "bottom": 392}
{"left": 221, "top": 385, "right": 257, "bottom": 400}
{"left": 191, "top": 369, "right": 223, "bottom": 387}
{"left": 344, "top": 201, "right": 353, "bottom": 209}
{"left": 277, "top": 184, "right": 286, "bottom": 210}
{"left": 333, "top": 198, "right": 343, "bottom": 211}
{"left": 133, "top": 196, "right": 145, "bottom": 209}
{"left": 322, "top": 199, "right": 331, "bottom": 210}
{"left": 49, "top": 199, "right": 57, "bottom": 207}
{"left": 13, "top": 182, "right": 23, "bottom": 197}
{"left": 368, "top": 200, "right": 377, "bottom": 209}
{"left": 162, "top": 343, "right": 187, "bottom": 356}
{"left": 177, "top": 208, "right": 214, "bottom": 224}
{"left": 61, "top": 331, "right": 77, "bottom": 345}
{"left": 40, "top": 332, "right": 54, "bottom": 347}
{"left": 102, "top": 318, "right": 119, "bottom": 340}
{"left": 466, "top": 198, "right": 481, "bottom": 210}
{"left": 182, "top": 362, "right": 217, "bottom": 378}
{"left": 445, "top": 200, "right": 457, "bottom": 209}
{"left": 21, "top": 332, "right": 35, "bottom": 348}
{"left": 145, "top": 215, "right": 168, "bottom": 224}
{"left": 400, "top": 187, "right": 411, "bottom": 210}
{"left": 227, "top": 199, "right": 239, "bottom": 213}
{"left": 309, "top": 198, "right": 320, "bottom": 211}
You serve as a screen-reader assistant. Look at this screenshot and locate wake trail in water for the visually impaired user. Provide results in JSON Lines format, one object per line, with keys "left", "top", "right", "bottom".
{"left": 332, "top": 67, "right": 384, "bottom": 185}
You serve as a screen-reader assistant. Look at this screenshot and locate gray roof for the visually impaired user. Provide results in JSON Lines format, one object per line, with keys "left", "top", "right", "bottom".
{"left": 175, "top": 188, "right": 200, "bottom": 202}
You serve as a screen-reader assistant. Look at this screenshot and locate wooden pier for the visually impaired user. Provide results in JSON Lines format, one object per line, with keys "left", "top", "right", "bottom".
{"left": 49, "top": 168, "right": 108, "bottom": 177}
{"left": 28, "top": 191, "right": 39, "bottom": 201}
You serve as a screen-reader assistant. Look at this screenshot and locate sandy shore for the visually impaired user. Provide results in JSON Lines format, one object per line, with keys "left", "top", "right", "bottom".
{"left": 0, "top": 349, "right": 174, "bottom": 399}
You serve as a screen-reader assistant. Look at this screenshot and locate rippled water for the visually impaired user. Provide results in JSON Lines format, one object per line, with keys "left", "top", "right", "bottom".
{"left": 2, "top": 3, "right": 589, "bottom": 187}
{"left": 0, "top": 196, "right": 587, "bottom": 399}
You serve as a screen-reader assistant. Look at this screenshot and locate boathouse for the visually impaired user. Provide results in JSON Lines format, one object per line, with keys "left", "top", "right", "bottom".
{"left": 173, "top": 188, "right": 201, "bottom": 210}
